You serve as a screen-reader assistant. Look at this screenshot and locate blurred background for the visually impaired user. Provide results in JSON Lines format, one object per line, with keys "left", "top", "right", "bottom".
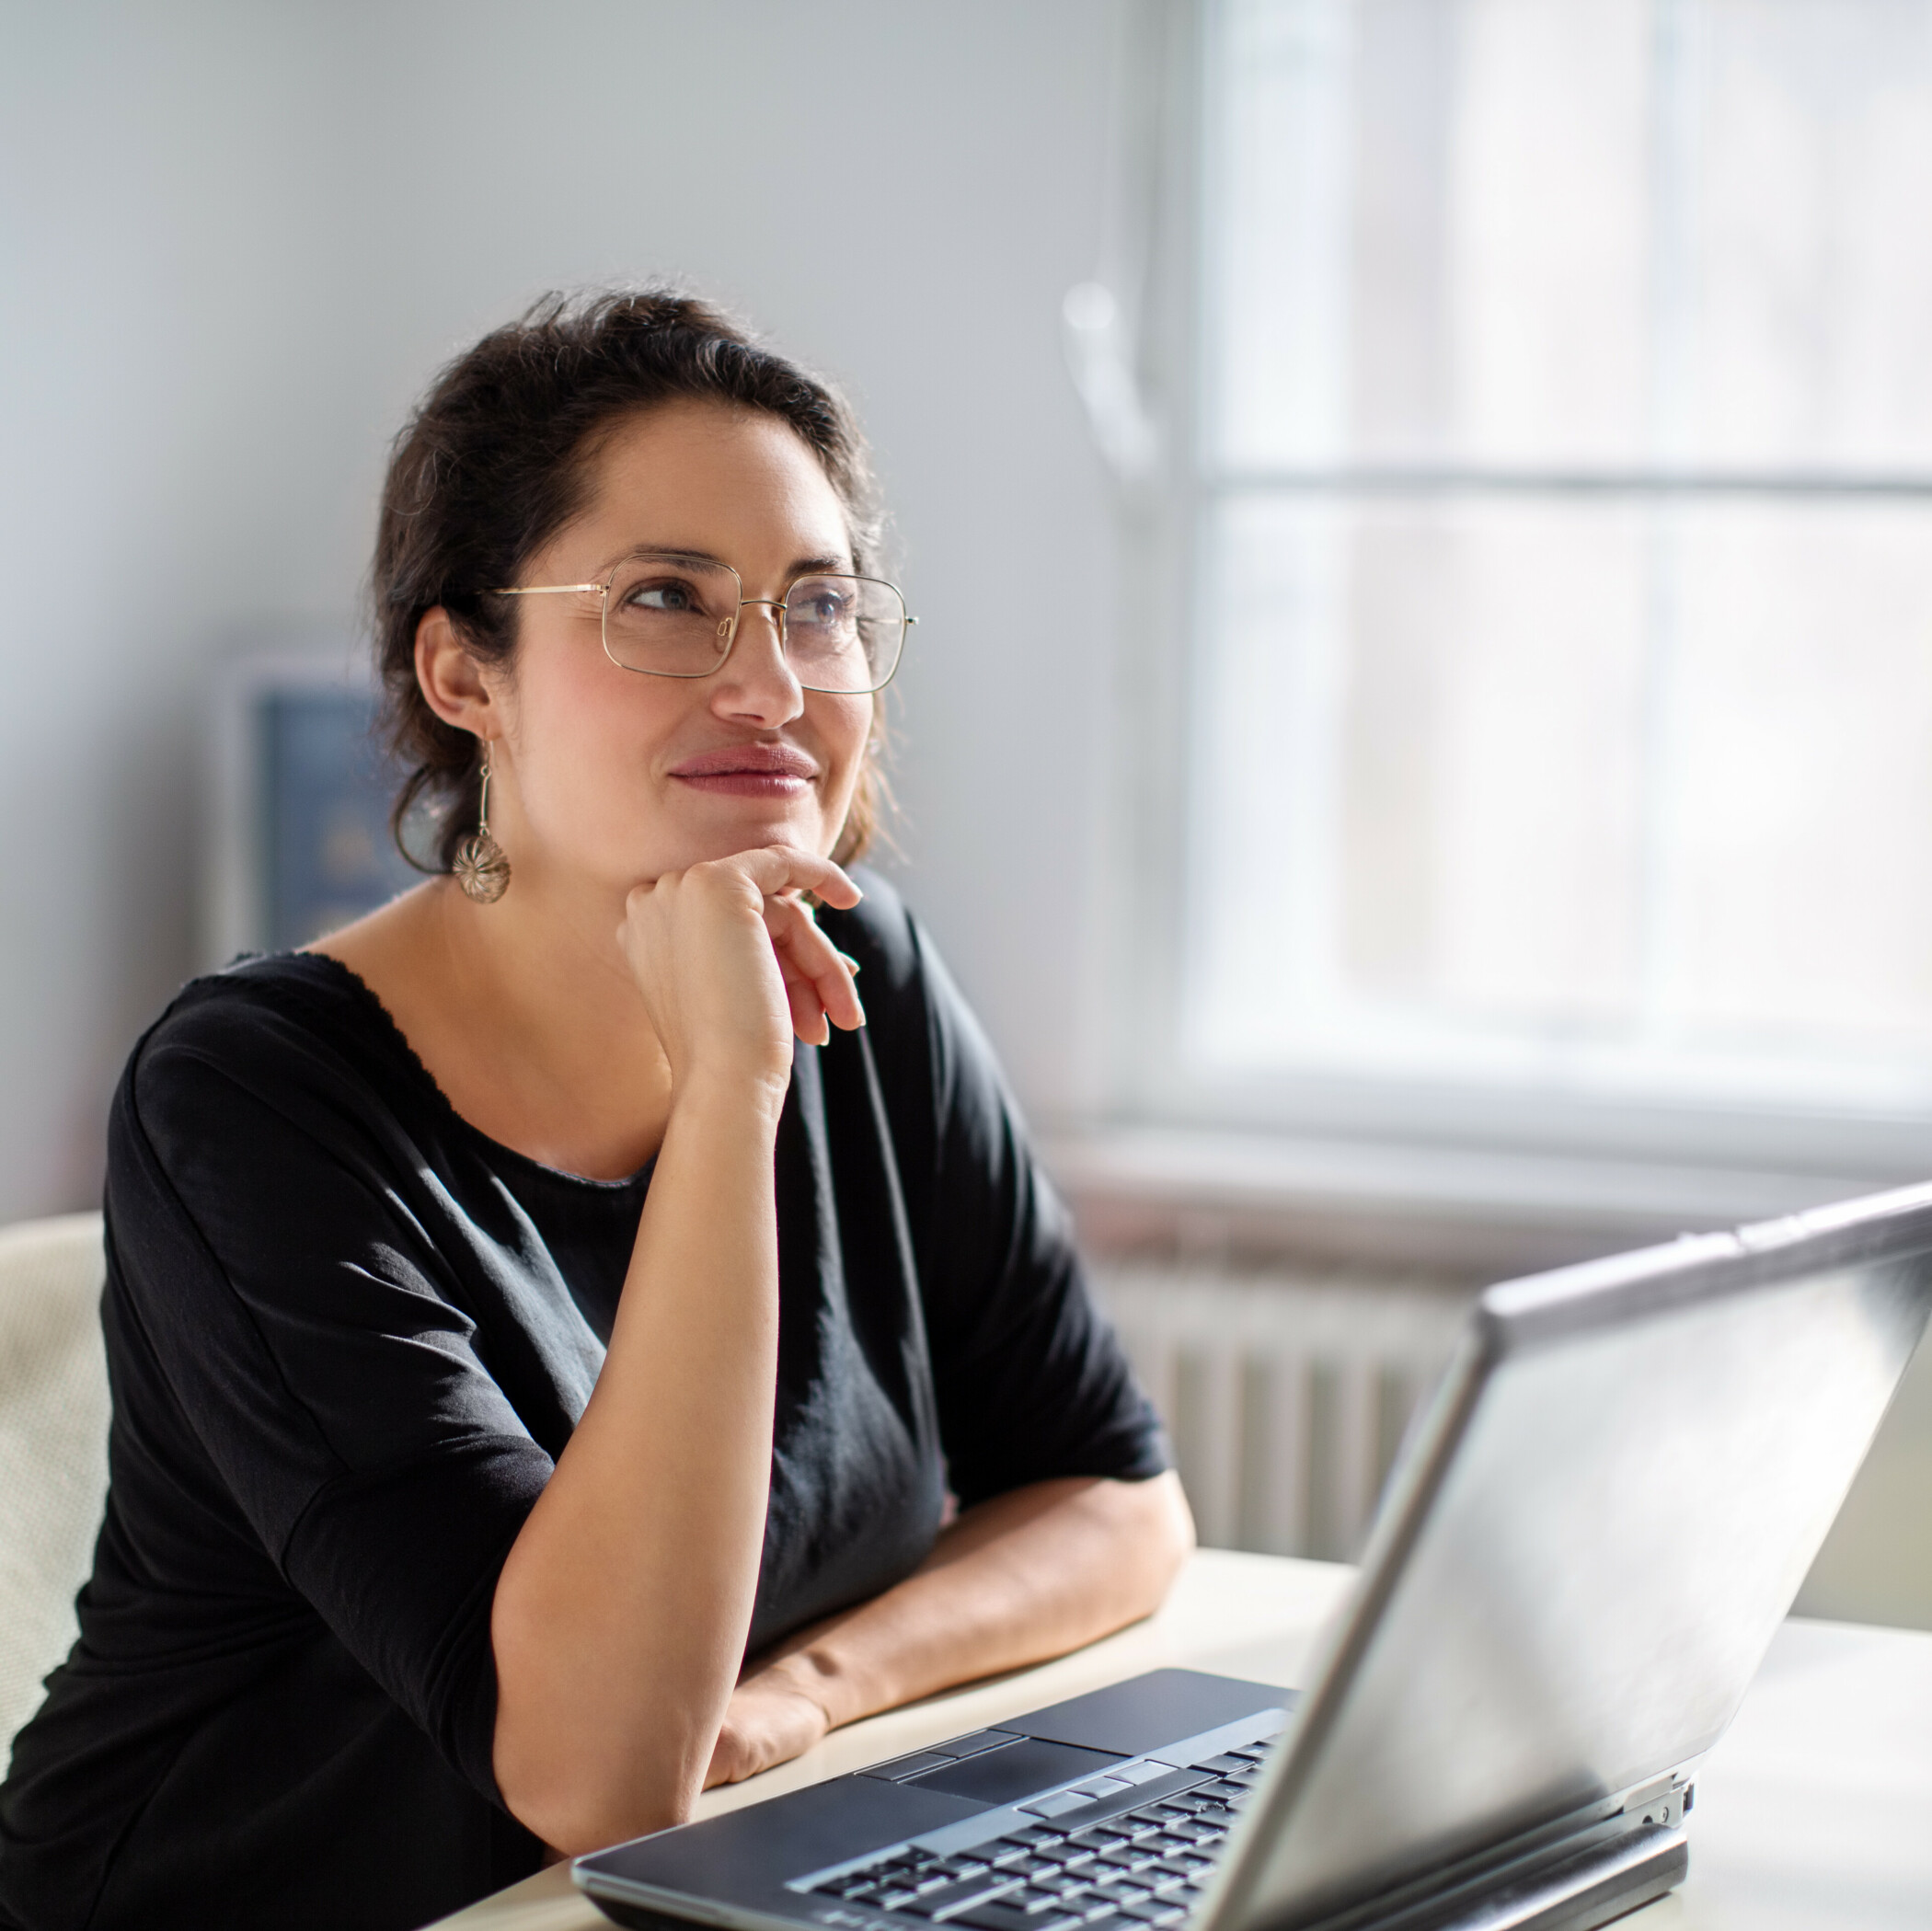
{"left": 3, "top": 0, "right": 1930, "bottom": 1625}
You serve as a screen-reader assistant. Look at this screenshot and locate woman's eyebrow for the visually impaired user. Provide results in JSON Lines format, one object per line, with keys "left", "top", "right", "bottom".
{"left": 594, "top": 545, "right": 725, "bottom": 572}
{"left": 590, "top": 546, "right": 856, "bottom": 575}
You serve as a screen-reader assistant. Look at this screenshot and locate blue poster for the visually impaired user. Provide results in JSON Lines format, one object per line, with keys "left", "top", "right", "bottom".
{"left": 259, "top": 688, "right": 421, "bottom": 951}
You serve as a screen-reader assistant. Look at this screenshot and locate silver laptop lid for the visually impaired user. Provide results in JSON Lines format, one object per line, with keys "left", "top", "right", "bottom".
{"left": 1206, "top": 1182, "right": 1932, "bottom": 1931}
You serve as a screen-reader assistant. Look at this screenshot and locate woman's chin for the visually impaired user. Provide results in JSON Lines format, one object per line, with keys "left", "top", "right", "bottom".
{"left": 654, "top": 811, "right": 832, "bottom": 872}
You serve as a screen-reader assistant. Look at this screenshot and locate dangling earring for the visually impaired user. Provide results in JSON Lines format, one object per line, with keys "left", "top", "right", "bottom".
{"left": 453, "top": 748, "right": 512, "bottom": 903}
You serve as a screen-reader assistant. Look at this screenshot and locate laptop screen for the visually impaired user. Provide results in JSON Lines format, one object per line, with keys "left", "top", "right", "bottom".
{"left": 1217, "top": 1192, "right": 1932, "bottom": 1930}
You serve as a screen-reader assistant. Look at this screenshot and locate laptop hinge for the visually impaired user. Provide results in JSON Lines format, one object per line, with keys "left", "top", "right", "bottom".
{"left": 1269, "top": 1820, "right": 1688, "bottom": 1931}
{"left": 1617, "top": 1775, "right": 1692, "bottom": 1830}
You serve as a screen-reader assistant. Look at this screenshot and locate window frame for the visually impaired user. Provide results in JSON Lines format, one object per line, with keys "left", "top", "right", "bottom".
{"left": 1098, "top": 0, "right": 1932, "bottom": 1197}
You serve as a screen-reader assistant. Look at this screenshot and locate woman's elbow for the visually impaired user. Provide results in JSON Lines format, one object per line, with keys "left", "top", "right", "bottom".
{"left": 491, "top": 1628, "right": 712, "bottom": 1854}
{"left": 1079, "top": 1469, "right": 1195, "bottom": 1622}
{"left": 1135, "top": 1468, "right": 1197, "bottom": 1600}
{"left": 495, "top": 1734, "right": 700, "bottom": 1859}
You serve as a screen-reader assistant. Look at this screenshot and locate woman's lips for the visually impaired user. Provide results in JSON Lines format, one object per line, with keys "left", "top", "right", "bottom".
{"left": 669, "top": 744, "right": 818, "bottom": 799}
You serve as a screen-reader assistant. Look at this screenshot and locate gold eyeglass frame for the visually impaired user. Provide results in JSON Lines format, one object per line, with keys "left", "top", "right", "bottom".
{"left": 489, "top": 550, "right": 917, "bottom": 695}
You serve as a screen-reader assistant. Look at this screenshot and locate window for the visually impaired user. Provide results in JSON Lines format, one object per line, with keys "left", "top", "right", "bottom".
{"left": 1171, "top": 0, "right": 1932, "bottom": 1167}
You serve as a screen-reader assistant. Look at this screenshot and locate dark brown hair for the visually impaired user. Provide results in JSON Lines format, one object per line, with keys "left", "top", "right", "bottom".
{"left": 372, "top": 288, "right": 890, "bottom": 870}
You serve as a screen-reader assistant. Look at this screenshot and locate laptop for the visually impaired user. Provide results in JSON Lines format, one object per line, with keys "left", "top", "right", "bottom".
{"left": 576, "top": 1180, "right": 1932, "bottom": 1931}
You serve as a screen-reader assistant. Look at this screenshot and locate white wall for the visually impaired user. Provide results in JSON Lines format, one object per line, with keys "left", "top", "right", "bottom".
{"left": 0, "top": 0, "right": 1127, "bottom": 1218}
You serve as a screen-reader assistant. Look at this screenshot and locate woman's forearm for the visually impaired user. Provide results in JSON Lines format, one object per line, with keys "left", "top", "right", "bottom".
{"left": 717, "top": 1472, "right": 1195, "bottom": 1780}
{"left": 491, "top": 1077, "right": 785, "bottom": 1853}
{"left": 489, "top": 847, "right": 868, "bottom": 1855}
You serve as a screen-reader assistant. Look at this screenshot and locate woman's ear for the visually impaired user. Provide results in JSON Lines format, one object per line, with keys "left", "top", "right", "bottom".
{"left": 415, "top": 607, "right": 499, "bottom": 736}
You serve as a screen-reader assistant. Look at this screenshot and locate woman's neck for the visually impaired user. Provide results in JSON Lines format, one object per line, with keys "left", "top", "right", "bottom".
{"left": 316, "top": 874, "right": 676, "bottom": 1179}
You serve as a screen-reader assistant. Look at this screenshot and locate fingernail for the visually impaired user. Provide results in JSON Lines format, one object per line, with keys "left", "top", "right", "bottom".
{"left": 838, "top": 952, "right": 862, "bottom": 975}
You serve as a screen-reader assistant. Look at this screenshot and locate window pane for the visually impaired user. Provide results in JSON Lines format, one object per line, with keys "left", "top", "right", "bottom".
{"left": 1206, "top": 0, "right": 1932, "bottom": 472}
{"left": 1677, "top": 0, "right": 1932, "bottom": 468}
{"left": 1186, "top": 496, "right": 1649, "bottom": 1075}
{"left": 1185, "top": 493, "right": 1932, "bottom": 1104}
{"left": 1670, "top": 502, "right": 1932, "bottom": 1043}
{"left": 1440, "top": 0, "right": 1650, "bottom": 466}
{"left": 1209, "top": 0, "right": 1357, "bottom": 467}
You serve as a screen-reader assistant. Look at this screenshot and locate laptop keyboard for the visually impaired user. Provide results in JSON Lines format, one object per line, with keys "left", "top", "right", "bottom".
{"left": 801, "top": 1741, "right": 1276, "bottom": 1931}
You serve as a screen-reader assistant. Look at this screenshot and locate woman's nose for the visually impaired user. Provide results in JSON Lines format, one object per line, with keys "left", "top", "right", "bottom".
{"left": 710, "top": 602, "right": 803, "bottom": 723}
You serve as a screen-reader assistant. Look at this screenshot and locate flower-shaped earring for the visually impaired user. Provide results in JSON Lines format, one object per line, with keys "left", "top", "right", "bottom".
{"left": 453, "top": 748, "right": 512, "bottom": 903}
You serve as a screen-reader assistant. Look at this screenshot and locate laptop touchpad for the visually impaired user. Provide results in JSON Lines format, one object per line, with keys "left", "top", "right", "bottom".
{"left": 903, "top": 1738, "right": 1125, "bottom": 1805}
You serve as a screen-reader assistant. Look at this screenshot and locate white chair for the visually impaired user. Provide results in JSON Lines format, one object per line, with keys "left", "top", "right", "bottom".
{"left": 0, "top": 1214, "right": 109, "bottom": 1760}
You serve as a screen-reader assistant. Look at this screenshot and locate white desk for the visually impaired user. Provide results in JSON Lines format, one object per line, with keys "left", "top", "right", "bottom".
{"left": 431, "top": 1549, "right": 1932, "bottom": 1931}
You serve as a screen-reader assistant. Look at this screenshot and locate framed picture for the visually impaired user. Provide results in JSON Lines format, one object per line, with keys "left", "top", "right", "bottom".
{"left": 203, "top": 649, "right": 421, "bottom": 964}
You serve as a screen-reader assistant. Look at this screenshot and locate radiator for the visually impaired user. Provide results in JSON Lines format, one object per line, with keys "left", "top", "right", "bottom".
{"left": 1091, "top": 1262, "right": 1474, "bottom": 1562}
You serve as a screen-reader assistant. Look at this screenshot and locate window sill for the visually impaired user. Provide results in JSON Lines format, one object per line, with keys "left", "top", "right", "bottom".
{"left": 1040, "top": 1125, "right": 1893, "bottom": 1278}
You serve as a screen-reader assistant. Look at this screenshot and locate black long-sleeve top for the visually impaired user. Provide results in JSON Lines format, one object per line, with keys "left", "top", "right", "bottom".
{"left": 0, "top": 874, "right": 1166, "bottom": 1931}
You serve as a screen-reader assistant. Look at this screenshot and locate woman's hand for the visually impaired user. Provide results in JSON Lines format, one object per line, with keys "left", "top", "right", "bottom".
{"left": 617, "top": 845, "right": 865, "bottom": 1106}
{"left": 704, "top": 1476, "right": 1193, "bottom": 1796}
{"left": 704, "top": 1663, "right": 834, "bottom": 1787}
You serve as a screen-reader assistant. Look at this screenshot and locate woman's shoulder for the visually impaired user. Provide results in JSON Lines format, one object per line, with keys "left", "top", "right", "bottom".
{"left": 819, "top": 868, "right": 1014, "bottom": 1133}
{"left": 124, "top": 950, "right": 433, "bottom": 1125}
{"left": 822, "top": 866, "right": 921, "bottom": 983}
{"left": 818, "top": 868, "right": 967, "bottom": 1052}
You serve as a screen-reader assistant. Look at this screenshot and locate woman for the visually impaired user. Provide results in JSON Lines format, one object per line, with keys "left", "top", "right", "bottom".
{"left": 0, "top": 291, "right": 1192, "bottom": 1931}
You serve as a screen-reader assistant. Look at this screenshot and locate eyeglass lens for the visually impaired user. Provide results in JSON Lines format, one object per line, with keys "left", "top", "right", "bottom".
{"left": 601, "top": 554, "right": 905, "bottom": 693}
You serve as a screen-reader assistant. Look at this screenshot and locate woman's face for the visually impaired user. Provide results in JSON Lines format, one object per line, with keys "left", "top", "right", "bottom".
{"left": 477, "top": 398, "right": 874, "bottom": 894}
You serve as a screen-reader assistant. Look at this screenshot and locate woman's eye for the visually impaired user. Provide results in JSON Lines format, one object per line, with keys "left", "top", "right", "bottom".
{"left": 795, "top": 590, "right": 853, "bottom": 626}
{"left": 626, "top": 580, "right": 700, "bottom": 614}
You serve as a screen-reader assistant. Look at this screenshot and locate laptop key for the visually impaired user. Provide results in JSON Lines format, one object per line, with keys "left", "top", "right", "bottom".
{"left": 911, "top": 1877, "right": 1027, "bottom": 1920}
{"left": 937, "top": 1732, "right": 1024, "bottom": 1760}
{"left": 1023, "top": 1791, "right": 1097, "bottom": 1821}
{"left": 1161, "top": 1822, "right": 1222, "bottom": 1846}
{"left": 1144, "top": 1865, "right": 1206, "bottom": 1893}
{"left": 866, "top": 1753, "right": 960, "bottom": 1782}
{"left": 1118, "top": 1905, "right": 1186, "bottom": 1926}
{"left": 953, "top": 1907, "right": 1084, "bottom": 1931}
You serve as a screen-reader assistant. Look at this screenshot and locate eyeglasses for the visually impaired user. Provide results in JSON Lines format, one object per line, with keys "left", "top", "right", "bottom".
{"left": 489, "top": 551, "right": 915, "bottom": 695}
